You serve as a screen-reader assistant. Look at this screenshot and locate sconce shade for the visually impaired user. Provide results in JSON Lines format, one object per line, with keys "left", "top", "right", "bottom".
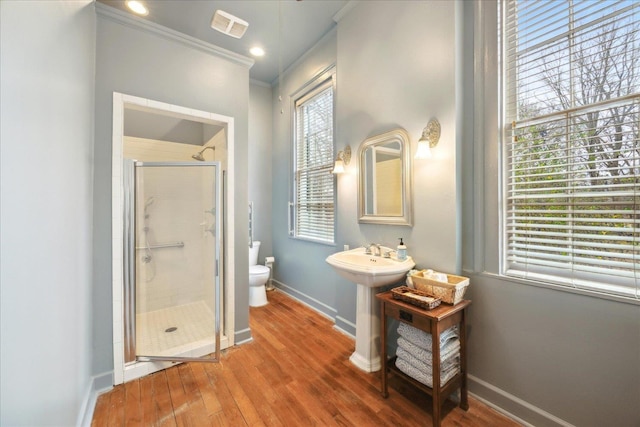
{"left": 415, "top": 141, "right": 432, "bottom": 159}
{"left": 331, "top": 159, "right": 345, "bottom": 174}
{"left": 331, "top": 145, "right": 351, "bottom": 174}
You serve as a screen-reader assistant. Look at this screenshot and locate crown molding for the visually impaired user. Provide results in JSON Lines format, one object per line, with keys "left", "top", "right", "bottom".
{"left": 269, "top": 26, "right": 337, "bottom": 88}
{"left": 95, "top": 2, "right": 254, "bottom": 69}
{"left": 333, "top": 0, "right": 359, "bottom": 23}
{"left": 250, "top": 78, "right": 272, "bottom": 88}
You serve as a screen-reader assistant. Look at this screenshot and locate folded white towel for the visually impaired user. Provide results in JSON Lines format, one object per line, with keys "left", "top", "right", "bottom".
{"left": 396, "top": 346, "right": 460, "bottom": 375}
{"left": 395, "top": 356, "right": 460, "bottom": 388}
{"left": 397, "top": 322, "right": 458, "bottom": 351}
{"left": 397, "top": 336, "right": 460, "bottom": 363}
{"left": 422, "top": 269, "right": 448, "bottom": 282}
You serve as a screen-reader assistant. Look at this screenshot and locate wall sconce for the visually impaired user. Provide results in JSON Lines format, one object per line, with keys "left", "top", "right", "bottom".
{"left": 415, "top": 118, "right": 441, "bottom": 159}
{"left": 331, "top": 146, "right": 351, "bottom": 174}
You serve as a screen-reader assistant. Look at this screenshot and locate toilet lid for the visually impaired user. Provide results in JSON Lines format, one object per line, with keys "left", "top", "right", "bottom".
{"left": 250, "top": 265, "right": 270, "bottom": 274}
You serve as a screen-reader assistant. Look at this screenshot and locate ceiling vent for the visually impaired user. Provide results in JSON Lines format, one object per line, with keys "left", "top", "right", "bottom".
{"left": 210, "top": 10, "right": 249, "bottom": 39}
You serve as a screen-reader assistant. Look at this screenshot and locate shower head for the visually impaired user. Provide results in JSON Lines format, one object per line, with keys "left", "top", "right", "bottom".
{"left": 192, "top": 146, "right": 216, "bottom": 161}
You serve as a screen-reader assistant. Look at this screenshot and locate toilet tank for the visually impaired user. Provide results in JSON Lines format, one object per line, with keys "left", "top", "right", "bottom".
{"left": 249, "top": 241, "right": 261, "bottom": 266}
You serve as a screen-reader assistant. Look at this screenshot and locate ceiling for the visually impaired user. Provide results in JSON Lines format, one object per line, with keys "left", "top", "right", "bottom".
{"left": 97, "top": 0, "right": 349, "bottom": 84}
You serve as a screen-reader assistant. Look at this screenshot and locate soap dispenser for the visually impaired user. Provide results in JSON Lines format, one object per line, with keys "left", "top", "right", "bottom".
{"left": 397, "top": 238, "right": 407, "bottom": 261}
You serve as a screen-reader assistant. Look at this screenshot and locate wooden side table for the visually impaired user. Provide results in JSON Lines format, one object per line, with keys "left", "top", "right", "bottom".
{"left": 377, "top": 291, "right": 471, "bottom": 427}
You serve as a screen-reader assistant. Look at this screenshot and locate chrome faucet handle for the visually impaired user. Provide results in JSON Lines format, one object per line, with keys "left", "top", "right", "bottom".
{"left": 365, "top": 243, "right": 383, "bottom": 256}
{"left": 383, "top": 250, "right": 395, "bottom": 258}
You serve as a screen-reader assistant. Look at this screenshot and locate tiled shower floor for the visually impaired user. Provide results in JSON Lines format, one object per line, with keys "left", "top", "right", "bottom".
{"left": 136, "top": 300, "right": 216, "bottom": 357}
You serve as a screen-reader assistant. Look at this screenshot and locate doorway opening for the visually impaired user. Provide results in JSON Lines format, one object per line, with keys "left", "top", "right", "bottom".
{"left": 112, "top": 93, "right": 236, "bottom": 384}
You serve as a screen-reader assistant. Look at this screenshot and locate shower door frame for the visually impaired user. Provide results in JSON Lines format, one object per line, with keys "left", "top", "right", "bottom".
{"left": 112, "top": 92, "right": 236, "bottom": 385}
{"left": 124, "top": 160, "right": 222, "bottom": 364}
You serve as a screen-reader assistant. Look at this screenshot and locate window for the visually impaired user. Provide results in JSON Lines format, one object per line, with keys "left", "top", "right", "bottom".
{"left": 502, "top": 0, "right": 639, "bottom": 298}
{"left": 291, "top": 71, "right": 335, "bottom": 243}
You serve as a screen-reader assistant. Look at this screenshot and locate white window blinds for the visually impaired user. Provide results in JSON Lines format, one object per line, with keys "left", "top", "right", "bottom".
{"left": 503, "top": 0, "right": 639, "bottom": 298}
{"left": 293, "top": 77, "right": 335, "bottom": 243}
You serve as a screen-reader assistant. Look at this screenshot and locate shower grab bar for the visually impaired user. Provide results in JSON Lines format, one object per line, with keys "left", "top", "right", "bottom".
{"left": 135, "top": 241, "right": 184, "bottom": 250}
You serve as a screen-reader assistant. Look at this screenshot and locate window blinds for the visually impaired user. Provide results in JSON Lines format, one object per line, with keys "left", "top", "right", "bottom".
{"left": 503, "top": 0, "right": 639, "bottom": 298}
{"left": 294, "top": 80, "right": 335, "bottom": 243}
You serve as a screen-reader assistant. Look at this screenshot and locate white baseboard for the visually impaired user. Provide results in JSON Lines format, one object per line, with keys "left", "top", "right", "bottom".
{"left": 77, "top": 371, "right": 113, "bottom": 427}
{"left": 272, "top": 280, "right": 338, "bottom": 321}
{"left": 333, "top": 315, "right": 355, "bottom": 339}
{"left": 234, "top": 327, "right": 254, "bottom": 345}
{"left": 468, "top": 374, "right": 574, "bottom": 427}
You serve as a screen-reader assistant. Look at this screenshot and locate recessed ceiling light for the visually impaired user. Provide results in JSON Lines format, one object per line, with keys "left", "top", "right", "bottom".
{"left": 250, "top": 47, "right": 265, "bottom": 57}
{"left": 126, "top": 0, "right": 149, "bottom": 16}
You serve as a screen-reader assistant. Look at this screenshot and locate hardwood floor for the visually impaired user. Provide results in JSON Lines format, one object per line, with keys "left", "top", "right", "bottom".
{"left": 92, "top": 290, "right": 520, "bottom": 426}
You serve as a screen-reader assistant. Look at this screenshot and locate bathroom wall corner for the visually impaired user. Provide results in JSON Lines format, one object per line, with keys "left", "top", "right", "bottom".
{"left": 76, "top": 371, "right": 113, "bottom": 427}
{"left": 234, "top": 328, "right": 253, "bottom": 346}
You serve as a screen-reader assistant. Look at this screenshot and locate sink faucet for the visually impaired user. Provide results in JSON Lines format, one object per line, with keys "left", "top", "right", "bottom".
{"left": 367, "top": 243, "right": 381, "bottom": 256}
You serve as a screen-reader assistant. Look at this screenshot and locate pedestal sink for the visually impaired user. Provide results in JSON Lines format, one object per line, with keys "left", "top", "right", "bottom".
{"left": 326, "top": 247, "right": 415, "bottom": 372}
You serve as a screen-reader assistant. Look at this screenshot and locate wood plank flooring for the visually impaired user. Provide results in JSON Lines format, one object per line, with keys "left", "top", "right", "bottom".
{"left": 93, "top": 290, "right": 520, "bottom": 426}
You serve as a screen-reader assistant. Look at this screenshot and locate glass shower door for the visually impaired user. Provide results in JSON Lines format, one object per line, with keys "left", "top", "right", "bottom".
{"left": 125, "top": 161, "right": 221, "bottom": 363}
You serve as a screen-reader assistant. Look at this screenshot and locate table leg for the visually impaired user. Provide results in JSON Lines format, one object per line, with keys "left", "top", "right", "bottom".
{"left": 460, "top": 308, "right": 469, "bottom": 410}
{"left": 432, "top": 323, "right": 441, "bottom": 427}
{"left": 380, "top": 299, "right": 388, "bottom": 398}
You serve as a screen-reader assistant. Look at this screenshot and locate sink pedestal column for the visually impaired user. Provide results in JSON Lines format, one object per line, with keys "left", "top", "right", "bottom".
{"left": 349, "top": 284, "right": 381, "bottom": 372}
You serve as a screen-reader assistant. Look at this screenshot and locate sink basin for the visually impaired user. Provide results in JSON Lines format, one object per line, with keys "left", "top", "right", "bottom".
{"left": 326, "top": 247, "right": 415, "bottom": 373}
{"left": 326, "top": 247, "right": 415, "bottom": 287}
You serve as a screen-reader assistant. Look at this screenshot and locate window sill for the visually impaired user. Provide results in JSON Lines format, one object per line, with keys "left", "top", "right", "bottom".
{"left": 289, "top": 235, "right": 336, "bottom": 247}
{"left": 462, "top": 270, "right": 640, "bottom": 306}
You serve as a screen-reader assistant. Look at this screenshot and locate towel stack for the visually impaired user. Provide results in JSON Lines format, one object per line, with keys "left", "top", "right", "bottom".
{"left": 395, "top": 322, "right": 460, "bottom": 388}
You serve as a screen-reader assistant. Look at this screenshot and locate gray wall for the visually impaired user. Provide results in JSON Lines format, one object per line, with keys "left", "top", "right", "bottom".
{"left": 271, "top": 0, "right": 460, "bottom": 338}
{"left": 334, "top": 0, "right": 461, "bottom": 330}
{"left": 249, "top": 82, "right": 274, "bottom": 260}
{"left": 0, "top": 1, "right": 96, "bottom": 425}
{"left": 271, "top": 29, "right": 343, "bottom": 321}
{"left": 93, "top": 8, "right": 251, "bottom": 374}
{"left": 464, "top": 274, "right": 640, "bottom": 426}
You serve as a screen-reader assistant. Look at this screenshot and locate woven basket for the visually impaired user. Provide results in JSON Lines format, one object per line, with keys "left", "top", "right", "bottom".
{"left": 411, "top": 270, "right": 470, "bottom": 305}
{"left": 391, "top": 286, "right": 441, "bottom": 310}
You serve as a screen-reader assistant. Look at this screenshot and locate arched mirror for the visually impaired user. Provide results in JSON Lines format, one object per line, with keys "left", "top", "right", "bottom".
{"left": 358, "top": 128, "right": 413, "bottom": 226}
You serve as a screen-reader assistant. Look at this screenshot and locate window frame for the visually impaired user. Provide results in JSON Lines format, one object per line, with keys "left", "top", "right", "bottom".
{"left": 498, "top": 0, "right": 640, "bottom": 300}
{"left": 289, "top": 66, "right": 337, "bottom": 245}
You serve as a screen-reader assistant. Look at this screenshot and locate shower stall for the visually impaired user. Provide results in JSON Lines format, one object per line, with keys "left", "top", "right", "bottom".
{"left": 123, "top": 160, "right": 222, "bottom": 365}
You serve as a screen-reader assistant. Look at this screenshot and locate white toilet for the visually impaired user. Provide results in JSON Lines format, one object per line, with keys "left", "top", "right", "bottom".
{"left": 249, "top": 241, "right": 270, "bottom": 307}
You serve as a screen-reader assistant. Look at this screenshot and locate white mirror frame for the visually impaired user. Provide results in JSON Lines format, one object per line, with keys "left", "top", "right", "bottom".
{"left": 357, "top": 128, "right": 413, "bottom": 226}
